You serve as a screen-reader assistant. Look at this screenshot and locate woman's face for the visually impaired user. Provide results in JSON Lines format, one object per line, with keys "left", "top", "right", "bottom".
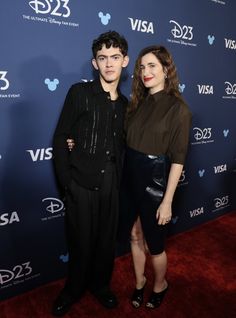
{"left": 140, "top": 52, "right": 166, "bottom": 94}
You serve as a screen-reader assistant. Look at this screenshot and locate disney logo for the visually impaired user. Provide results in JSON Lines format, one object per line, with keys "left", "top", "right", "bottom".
{"left": 42, "top": 197, "right": 64, "bottom": 213}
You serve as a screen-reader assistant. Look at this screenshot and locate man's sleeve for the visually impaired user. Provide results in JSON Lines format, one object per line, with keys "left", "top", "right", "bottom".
{"left": 52, "top": 84, "right": 78, "bottom": 189}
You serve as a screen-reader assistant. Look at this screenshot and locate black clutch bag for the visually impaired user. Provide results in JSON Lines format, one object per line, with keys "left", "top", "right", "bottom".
{"left": 144, "top": 154, "right": 170, "bottom": 202}
{"left": 123, "top": 147, "right": 171, "bottom": 204}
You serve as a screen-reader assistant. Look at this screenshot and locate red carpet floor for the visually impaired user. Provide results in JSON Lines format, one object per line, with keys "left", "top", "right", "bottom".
{"left": 1, "top": 212, "right": 235, "bottom": 318}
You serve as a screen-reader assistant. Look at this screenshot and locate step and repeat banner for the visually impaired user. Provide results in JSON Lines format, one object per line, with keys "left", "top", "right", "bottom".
{"left": 0, "top": 0, "right": 235, "bottom": 300}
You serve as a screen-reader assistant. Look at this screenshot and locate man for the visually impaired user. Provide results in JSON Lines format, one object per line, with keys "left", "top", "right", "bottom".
{"left": 52, "top": 31, "right": 129, "bottom": 316}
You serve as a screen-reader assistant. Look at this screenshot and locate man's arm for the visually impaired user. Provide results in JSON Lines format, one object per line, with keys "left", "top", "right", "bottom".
{"left": 53, "top": 84, "right": 78, "bottom": 189}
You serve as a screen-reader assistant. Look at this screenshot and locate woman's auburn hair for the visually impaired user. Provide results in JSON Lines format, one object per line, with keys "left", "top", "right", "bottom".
{"left": 128, "top": 45, "right": 183, "bottom": 113}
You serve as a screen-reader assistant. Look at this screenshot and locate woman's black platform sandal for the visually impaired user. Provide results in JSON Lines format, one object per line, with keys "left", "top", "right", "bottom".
{"left": 131, "top": 281, "right": 146, "bottom": 308}
{"left": 146, "top": 285, "right": 168, "bottom": 309}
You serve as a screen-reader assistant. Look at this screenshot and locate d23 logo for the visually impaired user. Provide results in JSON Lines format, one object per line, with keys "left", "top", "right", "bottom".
{"left": 179, "top": 170, "right": 186, "bottom": 182}
{"left": 29, "top": 0, "right": 71, "bottom": 18}
{"left": 214, "top": 196, "right": 229, "bottom": 209}
{"left": 178, "top": 169, "right": 189, "bottom": 186}
{"left": 0, "top": 71, "right": 10, "bottom": 90}
{"left": 0, "top": 262, "right": 32, "bottom": 285}
{"left": 224, "top": 82, "right": 236, "bottom": 95}
{"left": 193, "top": 127, "right": 212, "bottom": 141}
{"left": 170, "top": 20, "right": 193, "bottom": 40}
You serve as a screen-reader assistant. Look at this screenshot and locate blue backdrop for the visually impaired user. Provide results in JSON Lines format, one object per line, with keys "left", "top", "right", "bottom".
{"left": 0, "top": 0, "right": 235, "bottom": 300}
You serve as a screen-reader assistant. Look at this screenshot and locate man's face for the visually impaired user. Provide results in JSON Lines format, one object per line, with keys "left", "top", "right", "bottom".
{"left": 92, "top": 45, "right": 129, "bottom": 84}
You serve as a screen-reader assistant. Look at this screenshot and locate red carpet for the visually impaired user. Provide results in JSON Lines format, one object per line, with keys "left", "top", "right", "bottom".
{"left": 1, "top": 212, "right": 235, "bottom": 318}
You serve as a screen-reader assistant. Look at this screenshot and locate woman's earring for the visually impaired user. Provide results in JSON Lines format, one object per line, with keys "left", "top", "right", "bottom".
{"left": 164, "top": 73, "right": 168, "bottom": 79}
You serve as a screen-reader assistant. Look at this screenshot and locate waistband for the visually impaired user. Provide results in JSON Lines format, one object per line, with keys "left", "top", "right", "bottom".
{"left": 126, "top": 146, "right": 170, "bottom": 163}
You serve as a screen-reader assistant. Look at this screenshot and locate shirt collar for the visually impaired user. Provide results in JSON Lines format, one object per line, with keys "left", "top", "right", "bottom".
{"left": 91, "top": 78, "right": 105, "bottom": 95}
{"left": 91, "top": 78, "right": 126, "bottom": 102}
{"left": 148, "top": 89, "right": 167, "bottom": 102}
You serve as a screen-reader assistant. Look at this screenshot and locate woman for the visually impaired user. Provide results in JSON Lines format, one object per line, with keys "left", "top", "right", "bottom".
{"left": 118, "top": 45, "right": 192, "bottom": 309}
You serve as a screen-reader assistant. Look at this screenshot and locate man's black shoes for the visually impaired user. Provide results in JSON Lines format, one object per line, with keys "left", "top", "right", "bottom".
{"left": 93, "top": 288, "right": 118, "bottom": 309}
{"left": 51, "top": 290, "right": 77, "bottom": 316}
{"left": 52, "top": 288, "right": 118, "bottom": 316}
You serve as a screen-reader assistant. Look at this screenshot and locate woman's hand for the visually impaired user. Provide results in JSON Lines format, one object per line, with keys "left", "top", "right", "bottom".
{"left": 156, "top": 163, "right": 184, "bottom": 226}
{"left": 156, "top": 202, "right": 172, "bottom": 225}
{"left": 66, "top": 138, "right": 75, "bottom": 151}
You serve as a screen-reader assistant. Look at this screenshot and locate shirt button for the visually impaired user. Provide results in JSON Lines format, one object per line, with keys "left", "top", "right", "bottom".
{"left": 106, "top": 150, "right": 110, "bottom": 155}
{"left": 113, "top": 132, "right": 116, "bottom": 136}
{"left": 101, "top": 169, "right": 105, "bottom": 174}
{"left": 114, "top": 114, "right": 117, "bottom": 119}
{"left": 107, "top": 95, "right": 111, "bottom": 100}
{"left": 94, "top": 187, "right": 99, "bottom": 191}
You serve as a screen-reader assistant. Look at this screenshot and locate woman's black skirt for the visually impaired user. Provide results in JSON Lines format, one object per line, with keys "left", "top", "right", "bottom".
{"left": 118, "top": 147, "right": 171, "bottom": 255}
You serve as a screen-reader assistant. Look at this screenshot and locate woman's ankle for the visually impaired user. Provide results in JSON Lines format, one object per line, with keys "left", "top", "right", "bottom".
{"left": 136, "top": 276, "right": 147, "bottom": 289}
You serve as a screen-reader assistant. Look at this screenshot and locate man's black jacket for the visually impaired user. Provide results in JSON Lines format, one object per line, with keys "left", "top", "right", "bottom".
{"left": 53, "top": 79, "right": 128, "bottom": 190}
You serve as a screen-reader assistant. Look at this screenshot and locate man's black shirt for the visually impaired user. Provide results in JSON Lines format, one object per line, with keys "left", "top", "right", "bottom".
{"left": 53, "top": 79, "right": 128, "bottom": 190}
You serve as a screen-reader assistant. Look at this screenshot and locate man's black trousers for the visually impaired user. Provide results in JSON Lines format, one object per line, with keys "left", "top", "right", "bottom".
{"left": 64, "top": 162, "right": 119, "bottom": 298}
